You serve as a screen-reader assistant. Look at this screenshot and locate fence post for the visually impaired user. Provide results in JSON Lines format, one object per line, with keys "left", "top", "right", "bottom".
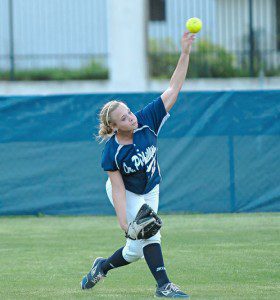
{"left": 8, "top": 0, "right": 15, "bottom": 81}
{"left": 228, "top": 135, "right": 236, "bottom": 212}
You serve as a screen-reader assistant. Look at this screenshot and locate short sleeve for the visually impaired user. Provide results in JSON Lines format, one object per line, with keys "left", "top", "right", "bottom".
{"left": 101, "top": 143, "right": 118, "bottom": 171}
{"left": 135, "top": 96, "right": 169, "bottom": 134}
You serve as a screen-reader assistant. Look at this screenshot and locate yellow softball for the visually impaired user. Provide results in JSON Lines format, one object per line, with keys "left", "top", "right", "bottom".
{"left": 186, "top": 17, "right": 202, "bottom": 33}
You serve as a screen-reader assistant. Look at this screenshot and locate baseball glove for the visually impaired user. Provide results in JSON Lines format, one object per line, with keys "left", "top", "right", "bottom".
{"left": 125, "top": 204, "right": 162, "bottom": 240}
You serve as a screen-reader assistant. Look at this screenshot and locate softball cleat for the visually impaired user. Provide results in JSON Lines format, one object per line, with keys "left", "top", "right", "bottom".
{"left": 81, "top": 257, "right": 106, "bottom": 289}
{"left": 155, "top": 282, "right": 190, "bottom": 298}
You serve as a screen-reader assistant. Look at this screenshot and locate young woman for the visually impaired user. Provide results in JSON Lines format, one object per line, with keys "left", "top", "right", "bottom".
{"left": 81, "top": 32, "right": 195, "bottom": 298}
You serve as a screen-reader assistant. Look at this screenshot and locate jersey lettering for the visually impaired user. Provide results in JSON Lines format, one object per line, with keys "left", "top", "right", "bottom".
{"left": 123, "top": 145, "right": 157, "bottom": 174}
{"left": 123, "top": 162, "right": 137, "bottom": 173}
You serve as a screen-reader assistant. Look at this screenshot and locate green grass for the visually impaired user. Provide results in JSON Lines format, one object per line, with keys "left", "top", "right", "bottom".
{"left": 0, "top": 214, "right": 279, "bottom": 299}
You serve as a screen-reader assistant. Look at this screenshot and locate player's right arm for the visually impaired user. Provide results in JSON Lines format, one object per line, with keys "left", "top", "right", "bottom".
{"left": 108, "top": 170, "right": 128, "bottom": 232}
{"left": 161, "top": 32, "right": 195, "bottom": 112}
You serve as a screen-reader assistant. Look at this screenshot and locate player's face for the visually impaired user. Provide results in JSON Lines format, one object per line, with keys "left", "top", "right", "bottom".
{"left": 111, "top": 104, "right": 138, "bottom": 132}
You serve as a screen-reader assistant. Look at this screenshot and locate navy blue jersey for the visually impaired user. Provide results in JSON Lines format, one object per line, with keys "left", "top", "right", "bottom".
{"left": 101, "top": 96, "right": 169, "bottom": 194}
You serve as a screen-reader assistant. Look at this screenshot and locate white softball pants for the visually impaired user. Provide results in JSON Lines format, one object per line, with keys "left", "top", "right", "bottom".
{"left": 106, "top": 178, "right": 161, "bottom": 263}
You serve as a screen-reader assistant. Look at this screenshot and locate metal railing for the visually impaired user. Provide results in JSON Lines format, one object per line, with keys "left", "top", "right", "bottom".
{"left": 0, "top": 0, "right": 108, "bottom": 80}
{"left": 1, "top": 0, "right": 279, "bottom": 80}
{"left": 148, "top": 0, "right": 280, "bottom": 78}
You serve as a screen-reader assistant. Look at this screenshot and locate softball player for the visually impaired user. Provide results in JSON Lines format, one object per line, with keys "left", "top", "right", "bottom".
{"left": 81, "top": 32, "right": 195, "bottom": 298}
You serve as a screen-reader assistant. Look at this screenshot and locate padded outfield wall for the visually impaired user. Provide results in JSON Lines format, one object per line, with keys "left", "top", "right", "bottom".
{"left": 0, "top": 91, "right": 279, "bottom": 215}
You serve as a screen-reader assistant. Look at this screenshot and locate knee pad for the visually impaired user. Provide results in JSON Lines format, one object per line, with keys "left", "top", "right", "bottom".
{"left": 122, "top": 239, "right": 144, "bottom": 263}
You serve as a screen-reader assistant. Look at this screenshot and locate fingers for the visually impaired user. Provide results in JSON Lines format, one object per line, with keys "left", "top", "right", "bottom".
{"left": 183, "top": 31, "right": 196, "bottom": 40}
{"left": 182, "top": 32, "right": 196, "bottom": 46}
{"left": 189, "top": 34, "right": 196, "bottom": 43}
{"left": 183, "top": 31, "right": 195, "bottom": 36}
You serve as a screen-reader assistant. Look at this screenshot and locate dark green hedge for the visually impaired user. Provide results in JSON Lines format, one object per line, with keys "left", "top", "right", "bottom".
{"left": 0, "top": 60, "right": 108, "bottom": 81}
{"left": 149, "top": 39, "right": 280, "bottom": 78}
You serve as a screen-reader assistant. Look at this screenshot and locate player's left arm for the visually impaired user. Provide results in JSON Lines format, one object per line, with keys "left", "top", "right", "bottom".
{"left": 161, "top": 32, "right": 195, "bottom": 112}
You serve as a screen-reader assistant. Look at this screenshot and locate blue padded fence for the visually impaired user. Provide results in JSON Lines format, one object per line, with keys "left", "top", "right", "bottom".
{"left": 0, "top": 91, "right": 280, "bottom": 215}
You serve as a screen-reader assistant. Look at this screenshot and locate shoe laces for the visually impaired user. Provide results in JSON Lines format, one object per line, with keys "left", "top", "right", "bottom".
{"left": 92, "top": 272, "right": 105, "bottom": 284}
{"left": 166, "top": 282, "right": 181, "bottom": 292}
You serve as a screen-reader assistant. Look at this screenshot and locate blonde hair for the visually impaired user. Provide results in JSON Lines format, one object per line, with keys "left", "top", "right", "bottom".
{"left": 96, "top": 100, "right": 123, "bottom": 142}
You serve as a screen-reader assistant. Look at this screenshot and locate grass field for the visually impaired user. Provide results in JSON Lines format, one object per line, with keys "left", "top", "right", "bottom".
{"left": 0, "top": 213, "right": 279, "bottom": 299}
